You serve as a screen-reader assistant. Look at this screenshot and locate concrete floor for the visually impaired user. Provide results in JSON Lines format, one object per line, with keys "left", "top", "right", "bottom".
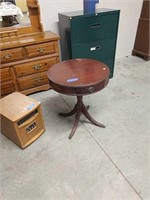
{"left": 0, "top": 56, "right": 149, "bottom": 200}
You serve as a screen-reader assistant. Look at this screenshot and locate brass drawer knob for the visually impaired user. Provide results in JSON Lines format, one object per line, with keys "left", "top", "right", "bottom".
{"left": 88, "top": 87, "right": 94, "bottom": 93}
{"left": 35, "top": 77, "right": 44, "bottom": 83}
{"left": 37, "top": 47, "right": 45, "bottom": 53}
{"left": 2, "top": 53, "right": 12, "bottom": 59}
{"left": 33, "top": 64, "right": 41, "bottom": 70}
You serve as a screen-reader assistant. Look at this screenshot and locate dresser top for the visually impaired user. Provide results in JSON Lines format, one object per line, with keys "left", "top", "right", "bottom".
{"left": 0, "top": 31, "right": 60, "bottom": 50}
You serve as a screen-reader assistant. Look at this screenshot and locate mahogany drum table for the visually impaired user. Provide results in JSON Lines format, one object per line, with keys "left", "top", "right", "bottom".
{"left": 47, "top": 58, "right": 110, "bottom": 139}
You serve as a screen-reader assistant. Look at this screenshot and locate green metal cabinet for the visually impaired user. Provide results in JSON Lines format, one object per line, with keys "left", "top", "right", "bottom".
{"left": 58, "top": 9, "right": 120, "bottom": 78}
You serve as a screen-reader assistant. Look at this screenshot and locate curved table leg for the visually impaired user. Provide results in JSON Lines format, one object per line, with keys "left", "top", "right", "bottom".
{"left": 59, "top": 95, "right": 105, "bottom": 139}
{"left": 69, "top": 108, "right": 81, "bottom": 139}
{"left": 86, "top": 105, "right": 90, "bottom": 110}
{"left": 59, "top": 105, "right": 77, "bottom": 117}
{"left": 82, "top": 104, "right": 105, "bottom": 128}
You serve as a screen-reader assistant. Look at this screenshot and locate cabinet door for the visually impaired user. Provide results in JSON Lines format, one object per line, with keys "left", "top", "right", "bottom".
{"left": 71, "top": 13, "right": 119, "bottom": 44}
{"left": 72, "top": 40, "right": 115, "bottom": 78}
{"left": 72, "top": 38, "right": 116, "bottom": 60}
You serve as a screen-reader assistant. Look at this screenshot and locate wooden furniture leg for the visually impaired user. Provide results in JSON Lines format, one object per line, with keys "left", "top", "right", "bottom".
{"left": 59, "top": 96, "right": 105, "bottom": 139}
{"left": 59, "top": 105, "right": 77, "bottom": 117}
{"left": 82, "top": 104, "right": 105, "bottom": 128}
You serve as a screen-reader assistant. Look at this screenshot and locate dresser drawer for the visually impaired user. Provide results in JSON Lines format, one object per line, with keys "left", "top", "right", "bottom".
{"left": 13, "top": 57, "right": 58, "bottom": 78}
{"left": 0, "top": 68, "right": 12, "bottom": 82}
{"left": 1, "top": 81, "right": 15, "bottom": 96}
{"left": 72, "top": 38, "right": 116, "bottom": 60}
{"left": 71, "top": 13, "right": 119, "bottom": 44}
{"left": 25, "top": 42, "right": 57, "bottom": 58}
{"left": 17, "top": 72, "right": 49, "bottom": 90}
{"left": 1, "top": 48, "right": 24, "bottom": 63}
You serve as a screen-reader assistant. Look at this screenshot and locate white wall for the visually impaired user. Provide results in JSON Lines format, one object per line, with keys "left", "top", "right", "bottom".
{"left": 39, "top": 0, "right": 143, "bottom": 58}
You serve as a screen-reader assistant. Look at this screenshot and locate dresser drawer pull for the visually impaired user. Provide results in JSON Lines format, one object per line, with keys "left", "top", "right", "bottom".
{"left": 90, "top": 46, "right": 101, "bottom": 51}
{"left": 2, "top": 53, "right": 12, "bottom": 59}
{"left": 88, "top": 87, "right": 94, "bottom": 93}
{"left": 90, "top": 23, "right": 101, "bottom": 29}
{"left": 35, "top": 77, "right": 44, "bottom": 83}
{"left": 33, "top": 64, "right": 42, "bottom": 70}
{"left": 37, "top": 47, "right": 45, "bottom": 53}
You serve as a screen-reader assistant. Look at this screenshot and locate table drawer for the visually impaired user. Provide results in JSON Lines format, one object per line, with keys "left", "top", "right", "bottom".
{"left": 1, "top": 81, "right": 15, "bottom": 96}
{"left": 17, "top": 72, "right": 49, "bottom": 90}
{"left": 25, "top": 42, "right": 57, "bottom": 58}
{"left": 75, "top": 78, "right": 109, "bottom": 95}
{"left": 1, "top": 48, "right": 24, "bottom": 63}
{"left": 49, "top": 76, "right": 109, "bottom": 96}
{"left": 0, "top": 68, "right": 12, "bottom": 82}
{"left": 72, "top": 38, "right": 116, "bottom": 60}
{"left": 13, "top": 57, "right": 58, "bottom": 77}
{"left": 71, "top": 13, "right": 119, "bottom": 44}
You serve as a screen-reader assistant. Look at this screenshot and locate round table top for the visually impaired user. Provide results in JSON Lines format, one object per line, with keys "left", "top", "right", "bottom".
{"left": 47, "top": 58, "right": 110, "bottom": 87}
{"left": 47, "top": 59, "right": 110, "bottom": 96}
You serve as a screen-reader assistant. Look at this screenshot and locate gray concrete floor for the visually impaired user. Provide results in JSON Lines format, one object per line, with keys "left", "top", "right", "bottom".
{"left": 0, "top": 56, "right": 150, "bottom": 200}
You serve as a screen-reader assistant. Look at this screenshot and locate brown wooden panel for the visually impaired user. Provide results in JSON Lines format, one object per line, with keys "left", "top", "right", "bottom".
{"left": 18, "top": 112, "right": 44, "bottom": 146}
{"left": 0, "top": 68, "right": 12, "bottom": 82}
{"left": 1, "top": 81, "right": 15, "bottom": 96}
{"left": 1, "top": 48, "right": 24, "bottom": 63}
{"left": 0, "top": 92, "right": 45, "bottom": 149}
{"left": 13, "top": 57, "right": 58, "bottom": 77}
{"left": 17, "top": 72, "right": 49, "bottom": 90}
{"left": 21, "top": 84, "right": 51, "bottom": 96}
{"left": 132, "top": 0, "right": 150, "bottom": 60}
{"left": 25, "top": 42, "right": 56, "bottom": 58}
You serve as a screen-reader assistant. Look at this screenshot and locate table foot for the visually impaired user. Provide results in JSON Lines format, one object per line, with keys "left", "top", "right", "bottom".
{"left": 82, "top": 104, "right": 105, "bottom": 128}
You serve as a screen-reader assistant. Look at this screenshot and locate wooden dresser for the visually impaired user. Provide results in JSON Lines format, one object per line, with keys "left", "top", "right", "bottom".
{"left": 0, "top": 0, "right": 60, "bottom": 97}
{"left": 0, "top": 31, "right": 60, "bottom": 97}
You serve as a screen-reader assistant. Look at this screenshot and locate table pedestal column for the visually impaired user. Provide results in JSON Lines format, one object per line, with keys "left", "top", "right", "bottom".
{"left": 59, "top": 96, "right": 105, "bottom": 139}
